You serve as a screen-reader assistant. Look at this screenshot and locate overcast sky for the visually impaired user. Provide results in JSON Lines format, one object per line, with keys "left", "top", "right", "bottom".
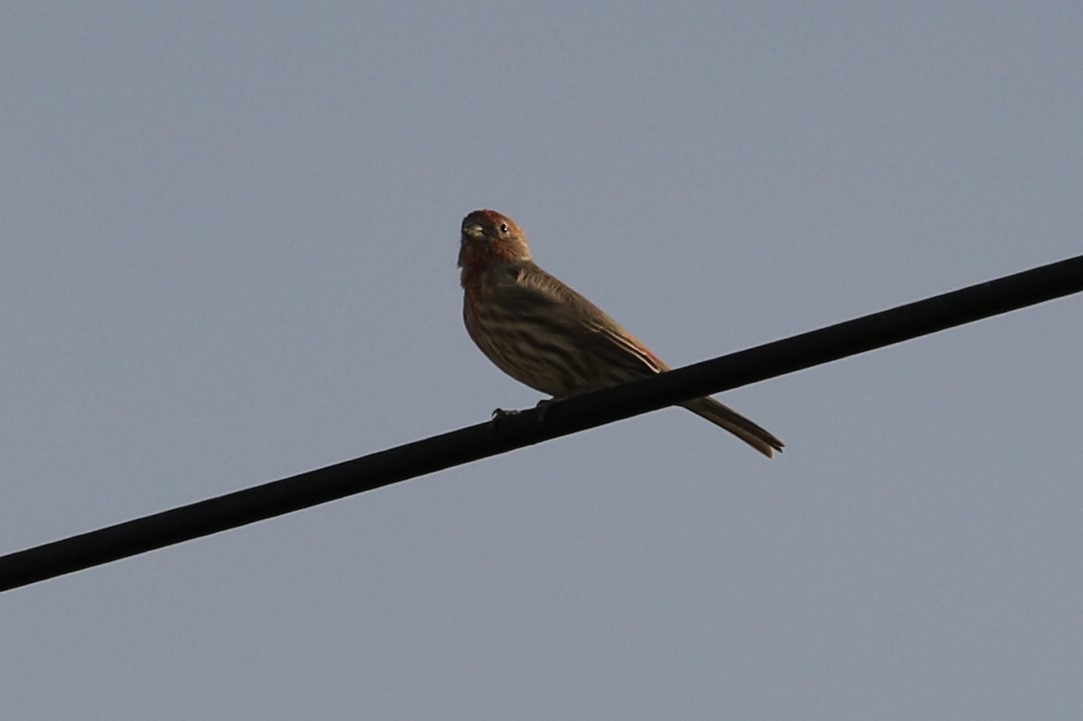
{"left": 3, "top": 3, "right": 1081, "bottom": 719}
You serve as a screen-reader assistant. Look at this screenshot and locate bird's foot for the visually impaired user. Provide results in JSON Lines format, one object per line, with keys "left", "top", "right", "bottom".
{"left": 489, "top": 400, "right": 555, "bottom": 432}
{"left": 534, "top": 398, "right": 554, "bottom": 426}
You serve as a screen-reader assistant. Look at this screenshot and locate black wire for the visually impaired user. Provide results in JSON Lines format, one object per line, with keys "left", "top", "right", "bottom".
{"left": 2, "top": 254, "right": 1081, "bottom": 593}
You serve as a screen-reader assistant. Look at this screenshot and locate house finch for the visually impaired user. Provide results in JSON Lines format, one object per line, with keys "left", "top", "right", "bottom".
{"left": 458, "top": 209, "right": 784, "bottom": 457}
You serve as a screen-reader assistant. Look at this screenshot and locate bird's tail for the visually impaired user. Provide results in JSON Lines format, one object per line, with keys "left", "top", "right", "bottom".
{"left": 681, "top": 397, "right": 784, "bottom": 458}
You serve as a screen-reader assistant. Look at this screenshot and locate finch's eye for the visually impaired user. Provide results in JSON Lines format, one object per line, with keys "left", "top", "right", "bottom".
{"left": 499, "top": 223, "right": 509, "bottom": 234}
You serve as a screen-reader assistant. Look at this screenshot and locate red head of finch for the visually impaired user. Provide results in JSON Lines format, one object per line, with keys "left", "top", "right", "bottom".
{"left": 458, "top": 209, "right": 783, "bottom": 457}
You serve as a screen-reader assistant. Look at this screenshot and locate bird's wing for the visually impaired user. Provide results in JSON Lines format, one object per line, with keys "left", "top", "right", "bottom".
{"left": 500, "top": 262, "right": 667, "bottom": 380}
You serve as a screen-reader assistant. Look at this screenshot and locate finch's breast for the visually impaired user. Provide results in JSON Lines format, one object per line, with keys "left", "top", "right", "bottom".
{"left": 463, "top": 287, "right": 591, "bottom": 398}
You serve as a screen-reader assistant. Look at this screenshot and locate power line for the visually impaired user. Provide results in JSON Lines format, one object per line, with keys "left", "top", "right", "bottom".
{"left": 1, "top": 254, "right": 1080, "bottom": 593}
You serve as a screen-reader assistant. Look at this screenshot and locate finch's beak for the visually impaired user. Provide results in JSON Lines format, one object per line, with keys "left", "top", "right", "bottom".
{"left": 461, "top": 220, "right": 485, "bottom": 239}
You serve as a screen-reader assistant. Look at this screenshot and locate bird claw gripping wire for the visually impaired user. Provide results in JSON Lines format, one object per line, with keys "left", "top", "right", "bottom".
{"left": 489, "top": 400, "right": 554, "bottom": 432}
{"left": 533, "top": 398, "right": 554, "bottom": 426}
{"left": 488, "top": 407, "right": 521, "bottom": 436}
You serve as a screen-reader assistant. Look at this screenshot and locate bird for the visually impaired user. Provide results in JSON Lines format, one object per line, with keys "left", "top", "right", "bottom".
{"left": 458, "top": 209, "right": 783, "bottom": 457}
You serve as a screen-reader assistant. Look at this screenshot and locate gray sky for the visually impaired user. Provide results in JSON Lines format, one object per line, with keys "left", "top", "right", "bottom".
{"left": 3, "top": 3, "right": 1081, "bottom": 719}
